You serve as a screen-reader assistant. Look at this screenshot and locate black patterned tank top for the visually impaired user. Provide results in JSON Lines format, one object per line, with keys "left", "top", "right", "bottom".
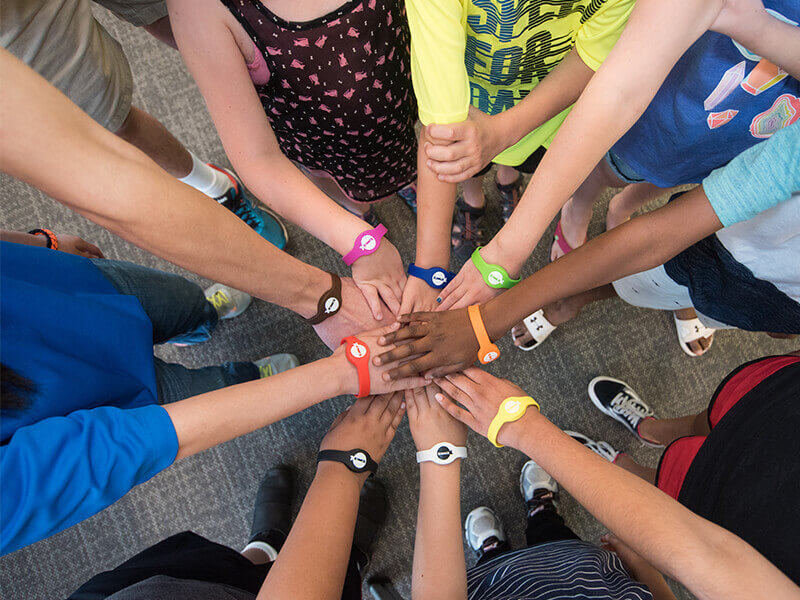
{"left": 220, "top": 0, "right": 418, "bottom": 202}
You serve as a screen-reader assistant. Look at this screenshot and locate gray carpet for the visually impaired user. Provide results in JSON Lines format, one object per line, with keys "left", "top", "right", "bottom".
{"left": 1, "top": 8, "right": 794, "bottom": 600}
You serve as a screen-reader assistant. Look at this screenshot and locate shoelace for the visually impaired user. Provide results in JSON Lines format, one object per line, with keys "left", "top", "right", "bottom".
{"left": 220, "top": 184, "right": 262, "bottom": 229}
{"left": 610, "top": 391, "right": 651, "bottom": 428}
{"left": 258, "top": 363, "right": 274, "bottom": 378}
{"left": 207, "top": 289, "right": 230, "bottom": 311}
{"left": 586, "top": 439, "right": 618, "bottom": 462}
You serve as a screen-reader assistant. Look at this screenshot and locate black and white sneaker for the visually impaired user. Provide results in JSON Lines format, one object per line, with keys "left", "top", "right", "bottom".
{"left": 520, "top": 460, "right": 559, "bottom": 518}
{"left": 587, "top": 376, "right": 663, "bottom": 448}
{"left": 564, "top": 431, "right": 620, "bottom": 463}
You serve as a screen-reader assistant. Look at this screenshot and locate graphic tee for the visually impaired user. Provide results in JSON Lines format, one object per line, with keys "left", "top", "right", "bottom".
{"left": 612, "top": 1, "right": 800, "bottom": 186}
{"left": 408, "top": 0, "right": 634, "bottom": 166}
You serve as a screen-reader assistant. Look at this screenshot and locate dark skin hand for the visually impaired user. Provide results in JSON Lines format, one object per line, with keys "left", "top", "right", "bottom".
{"left": 376, "top": 187, "right": 724, "bottom": 380}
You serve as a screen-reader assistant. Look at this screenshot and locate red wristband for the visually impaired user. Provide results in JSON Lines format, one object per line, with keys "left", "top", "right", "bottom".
{"left": 341, "top": 336, "right": 371, "bottom": 398}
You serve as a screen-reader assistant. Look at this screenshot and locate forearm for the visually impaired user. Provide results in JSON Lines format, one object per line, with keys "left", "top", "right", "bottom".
{"left": 482, "top": 186, "right": 721, "bottom": 338}
{"left": 0, "top": 230, "right": 48, "bottom": 248}
{"left": 415, "top": 128, "right": 456, "bottom": 269}
{"left": 164, "top": 355, "right": 349, "bottom": 459}
{"left": 726, "top": 10, "right": 800, "bottom": 78}
{"left": 412, "top": 463, "right": 467, "bottom": 600}
{"left": 505, "top": 413, "right": 798, "bottom": 600}
{"left": 258, "top": 463, "right": 363, "bottom": 600}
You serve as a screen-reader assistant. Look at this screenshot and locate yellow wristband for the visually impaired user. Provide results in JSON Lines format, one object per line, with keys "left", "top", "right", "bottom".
{"left": 487, "top": 396, "right": 540, "bottom": 448}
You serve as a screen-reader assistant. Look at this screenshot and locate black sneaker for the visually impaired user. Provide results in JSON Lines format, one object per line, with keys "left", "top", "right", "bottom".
{"left": 451, "top": 196, "right": 486, "bottom": 264}
{"left": 497, "top": 176, "right": 523, "bottom": 223}
{"left": 248, "top": 465, "right": 295, "bottom": 552}
{"left": 587, "top": 377, "right": 663, "bottom": 448}
{"left": 353, "top": 477, "right": 388, "bottom": 573}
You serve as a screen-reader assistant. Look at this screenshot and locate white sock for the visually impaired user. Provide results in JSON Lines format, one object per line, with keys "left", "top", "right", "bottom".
{"left": 242, "top": 540, "right": 279, "bottom": 562}
{"left": 179, "top": 153, "right": 233, "bottom": 199}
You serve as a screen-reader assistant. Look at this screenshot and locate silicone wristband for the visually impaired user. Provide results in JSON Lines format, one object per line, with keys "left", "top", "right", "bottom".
{"left": 341, "top": 335, "right": 371, "bottom": 397}
{"left": 467, "top": 304, "right": 500, "bottom": 364}
{"left": 416, "top": 442, "right": 467, "bottom": 465}
{"left": 28, "top": 228, "right": 58, "bottom": 250}
{"left": 318, "top": 448, "right": 378, "bottom": 474}
{"left": 306, "top": 272, "right": 342, "bottom": 325}
{"left": 470, "top": 247, "right": 520, "bottom": 289}
{"left": 408, "top": 263, "right": 456, "bottom": 289}
{"left": 487, "top": 396, "right": 540, "bottom": 448}
{"left": 342, "top": 224, "right": 388, "bottom": 266}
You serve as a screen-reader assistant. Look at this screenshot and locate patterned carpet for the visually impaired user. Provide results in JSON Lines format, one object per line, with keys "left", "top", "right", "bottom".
{"left": 0, "top": 7, "right": 794, "bottom": 599}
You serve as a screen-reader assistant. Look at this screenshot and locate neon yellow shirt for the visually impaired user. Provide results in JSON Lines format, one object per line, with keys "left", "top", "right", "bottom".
{"left": 407, "top": 0, "right": 635, "bottom": 166}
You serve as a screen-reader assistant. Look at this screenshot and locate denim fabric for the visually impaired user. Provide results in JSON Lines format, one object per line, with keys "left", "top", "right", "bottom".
{"left": 91, "top": 259, "right": 259, "bottom": 403}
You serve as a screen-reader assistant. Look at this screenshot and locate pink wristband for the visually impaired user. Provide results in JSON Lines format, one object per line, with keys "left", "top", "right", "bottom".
{"left": 342, "top": 224, "right": 388, "bottom": 266}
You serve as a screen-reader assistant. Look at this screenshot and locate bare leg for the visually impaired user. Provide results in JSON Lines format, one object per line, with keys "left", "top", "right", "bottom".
{"left": 638, "top": 411, "right": 710, "bottom": 447}
{"left": 241, "top": 547, "right": 271, "bottom": 565}
{"left": 614, "top": 454, "right": 657, "bottom": 484}
{"left": 551, "top": 158, "right": 626, "bottom": 261}
{"left": 301, "top": 169, "right": 372, "bottom": 217}
{"left": 142, "top": 15, "right": 177, "bottom": 50}
{"left": 461, "top": 174, "right": 486, "bottom": 209}
{"left": 496, "top": 164, "right": 520, "bottom": 186}
{"left": 674, "top": 307, "right": 714, "bottom": 356}
{"left": 606, "top": 182, "right": 674, "bottom": 230}
{"left": 115, "top": 106, "right": 193, "bottom": 178}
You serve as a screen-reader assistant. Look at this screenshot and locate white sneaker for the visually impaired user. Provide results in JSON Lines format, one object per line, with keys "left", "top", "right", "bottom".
{"left": 464, "top": 507, "right": 506, "bottom": 554}
{"left": 519, "top": 460, "right": 557, "bottom": 502}
{"left": 205, "top": 283, "right": 252, "bottom": 320}
{"left": 565, "top": 431, "right": 620, "bottom": 463}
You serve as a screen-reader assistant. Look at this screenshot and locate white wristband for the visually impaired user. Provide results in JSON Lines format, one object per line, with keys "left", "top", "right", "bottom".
{"left": 416, "top": 442, "right": 467, "bottom": 465}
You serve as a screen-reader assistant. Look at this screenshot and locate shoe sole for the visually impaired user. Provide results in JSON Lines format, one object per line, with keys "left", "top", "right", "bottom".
{"left": 587, "top": 377, "right": 663, "bottom": 449}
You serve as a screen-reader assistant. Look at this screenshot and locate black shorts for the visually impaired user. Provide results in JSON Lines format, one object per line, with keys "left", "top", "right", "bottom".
{"left": 474, "top": 146, "right": 546, "bottom": 178}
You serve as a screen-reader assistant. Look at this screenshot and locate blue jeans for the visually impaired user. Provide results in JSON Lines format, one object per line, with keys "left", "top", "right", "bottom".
{"left": 91, "top": 259, "right": 259, "bottom": 404}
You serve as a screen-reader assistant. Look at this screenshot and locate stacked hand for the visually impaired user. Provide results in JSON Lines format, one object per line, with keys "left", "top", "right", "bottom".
{"left": 351, "top": 239, "right": 406, "bottom": 321}
{"left": 399, "top": 275, "right": 441, "bottom": 316}
{"left": 435, "top": 258, "right": 504, "bottom": 311}
{"left": 406, "top": 384, "right": 467, "bottom": 452}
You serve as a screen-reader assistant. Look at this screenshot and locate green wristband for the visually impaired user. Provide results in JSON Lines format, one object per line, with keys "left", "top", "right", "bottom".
{"left": 470, "top": 247, "right": 520, "bottom": 289}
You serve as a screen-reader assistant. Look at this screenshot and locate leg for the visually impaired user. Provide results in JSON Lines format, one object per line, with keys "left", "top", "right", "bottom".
{"left": 495, "top": 164, "right": 519, "bottom": 186}
{"left": 524, "top": 509, "right": 580, "bottom": 547}
{"left": 606, "top": 182, "right": 672, "bottom": 230}
{"left": 461, "top": 173, "right": 487, "bottom": 209}
{"left": 90, "top": 258, "right": 218, "bottom": 344}
{"left": 142, "top": 15, "right": 177, "bottom": 49}
{"left": 638, "top": 410, "right": 710, "bottom": 447}
{"left": 674, "top": 307, "right": 714, "bottom": 356}
{"left": 115, "top": 106, "right": 194, "bottom": 178}
{"left": 153, "top": 359, "right": 259, "bottom": 403}
{"left": 613, "top": 454, "right": 658, "bottom": 484}
{"left": 520, "top": 460, "right": 580, "bottom": 547}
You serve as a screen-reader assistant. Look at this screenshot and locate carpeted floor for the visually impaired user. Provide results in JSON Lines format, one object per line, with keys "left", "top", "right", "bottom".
{"left": 1, "top": 8, "right": 795, "bottom": 600}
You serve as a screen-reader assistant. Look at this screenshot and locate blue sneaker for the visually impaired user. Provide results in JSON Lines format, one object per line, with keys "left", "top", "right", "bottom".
{"left": 209, "top": 164, "right": 288, "bottom": 250}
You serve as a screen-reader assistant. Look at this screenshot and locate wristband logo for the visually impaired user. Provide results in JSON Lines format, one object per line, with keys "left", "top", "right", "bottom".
{"left": 324, "top": 297, "right": 340, "bottom": 314}
{"left": 504, "top": 399, "right": 521, "bottom": 414}
{"left": 487, "top": 270, "right": 504, "bottom": 287}
{"left": 431, "top": 270, "right": 448, "bottom": 287}
{"left": 482, "top": 350, "right": 499, "bottom": 363}
{"left": 436, "top": 445, "right": 453, "bottom": 460}
{"left": 349, "top": 341, "right": 367, "bottom": 359}
{"left": 359, "top": 235, "right": 377, "bottom": 252}
{"left": 350, "top": 452, "right": 367, "bottom": 470}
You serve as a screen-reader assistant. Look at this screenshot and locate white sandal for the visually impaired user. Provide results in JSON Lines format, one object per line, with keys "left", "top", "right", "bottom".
{"left": 674, "top": 313, "right": 716, "bottom": 357}
{"left": 512, "top": 309, "right": 557, "bottom": 351}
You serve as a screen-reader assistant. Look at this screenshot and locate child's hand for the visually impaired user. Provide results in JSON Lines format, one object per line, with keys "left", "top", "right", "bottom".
{"left": 433, "top": 368, "right": 534, "bottom": 448}
{"left": 424, "top": 107, "right": 508, "bottom": 184}
{"left": 351, "top": 239, "right": 406, "bottom": 320}
{"left": 406, "top": 385, "right": 467, "bottom": 452}
{"left": 374, "top": 307, "right": 478, "bottom": 380}
{"left": 320, "top": 392, "right": 406, "bottom": 472}
{"left": 58, "top": 234, "right": 105, "bottom": 259}
{"left": 710, "top": 0, "right": 768, "bottom": 43}
{"left": 436, "top": 258, "right": 504, "bottom": 311}
{"left": 399, "top": 275, "right": 440, "bottom": 316}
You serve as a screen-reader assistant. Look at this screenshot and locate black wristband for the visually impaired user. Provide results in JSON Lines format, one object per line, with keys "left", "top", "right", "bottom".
{"left": 317, "top": 448, "right": 378, "bottom": 474}
{"left": 306, "top": 272, "right": 342, "bottom": 325}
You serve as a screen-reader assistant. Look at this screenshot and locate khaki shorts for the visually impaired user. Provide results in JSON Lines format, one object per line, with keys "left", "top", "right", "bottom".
{"left": 0, "top": 0, "right": 167, "bottom": 131}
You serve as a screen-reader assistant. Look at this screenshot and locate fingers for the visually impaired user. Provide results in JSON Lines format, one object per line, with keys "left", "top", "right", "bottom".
{"left": 435, "top": 378, "right": 475, "bottom": 412}
{"left": 436, "top": 285, "right": 467, "bottom": 311}
{"left": 373, "top": 337, "right": 430, "bottom": 366}
{"left": 359, "top": 283, "right": 384, "bottom": 321}
{"left": 404, "top": 388, "right": 419, "bottom": 419}
{"left": 396, "top": 312, "right": 433, "bottom": 324}
{"left": 443, "top": 371, "right": 481, "bottom": 398}
{"left": 384, "top": 353, "right": 445, "bottom": 381}
{"left": 423, "top": 363, "right": 467, "bottom": 379}
{"left": 427, "top": 156, "right": 474, "bottom": 177}
{"left": 434, "top": 391, "right": 476, "bottom": 429}
{"left": 382, "top": 390, "right": 404, "bottom": 421}
{"left": 80, "top": 241, "right": 105, "bottom": 258}
{"left": 377, "top": 322, "right": 429, "bottom": 349}
{"left": 377, "top": 282, "right": 401, "bottom": 317}
{"left": 425, "top": 124, "right": 456, "bottom": 143}
{"left": 390, "top": 399, "right": 407, "bottom": 431}
{"left": 435, "top": 278, "right": 457, "bottom": 307}
{"left": 387, "top": 375, "right": 428, "bottom": 392}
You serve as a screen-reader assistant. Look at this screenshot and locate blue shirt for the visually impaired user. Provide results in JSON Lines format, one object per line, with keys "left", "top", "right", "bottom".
{"left": 0, "top": 243, "right": 178, "bottom": 555}
{"left": 612, "top": 1, "right": 799, "bottom": 187}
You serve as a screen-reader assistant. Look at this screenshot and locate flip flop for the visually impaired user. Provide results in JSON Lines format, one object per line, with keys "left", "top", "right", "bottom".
{"left": 551, "top": 219, "right": 586, "bottom": 262}
{"left": 674, "top": 313, "right": 716, "bottom": 357}
{"left": 512, "top": 309, "right": 557, "bottom": 351}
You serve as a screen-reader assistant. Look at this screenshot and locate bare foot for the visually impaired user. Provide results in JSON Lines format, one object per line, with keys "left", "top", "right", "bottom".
{"left": 674, "top": 307, "right": 714, "bottom": 356}
{"left": 511, "top": 298, "right": 581, "bottom": 348}
{"left": 550, "top": 198, "right": 590, "bottom": 262}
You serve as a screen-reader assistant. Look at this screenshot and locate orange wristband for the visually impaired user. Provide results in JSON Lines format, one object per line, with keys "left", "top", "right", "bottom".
{"left": 341, "top": 335, "right": 371, "bottom": 397}
{"left": 468, "top": 304, "right": 500, "bottom": 364}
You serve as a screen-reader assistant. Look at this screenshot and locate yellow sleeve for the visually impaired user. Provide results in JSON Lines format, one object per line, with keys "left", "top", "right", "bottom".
{"left": 406, "top": 0, "right": 470, "bottom": 125}
{"left": 575, "top": 0, "right": 636, "bottom": 71}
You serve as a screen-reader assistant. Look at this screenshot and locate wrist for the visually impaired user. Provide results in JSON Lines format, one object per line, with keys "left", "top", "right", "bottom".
{"left": 480, "top": 239, "right": 523, "bottom": 280}
{"left": 492, "top": 110, "right": 524, "bottom": 151}
{"left": 420, "top": 460, "right": 461, "bottom": 477}
{"left": 325, "top": 350, "right": 357, "bottom": 397}
{"left": 499, "top": 408, "right": 545, "bottom": 449}
{"left": 481, "top": 296, "right": 507, "bottom": 342}
{"left": 315, "top": 460, "right": 368, "bottom": 489}
{"left": 297, "top": 268, "right": 334, "bottom": 320}
{"left": 332, "top": 214, "right": 371, "bottom": 257}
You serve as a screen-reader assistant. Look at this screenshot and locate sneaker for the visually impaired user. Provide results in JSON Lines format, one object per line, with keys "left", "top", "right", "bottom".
{"left": 497, "top": 176, "right": 523, "bottom": 223}
{"left": 204, "top": 283, "right": 252, "bottom": 320}
{"left": 353, "top": 477, "right": 389, "bottom": 573}
{"left": 208, "top": 164, "right": 289, "bottom": 250}
{"left": 520, "top": 460, "right": 559, "bottom": 517}
{"left": 564, "top": 431, "right": 620, "bottom": 463}
{"left": 245, "top": 465, "right": 295, "bottom": 559}
{"left": 587, "top": 377, "right": 663, "bottom": 448}
{"left": 451, "top": 197, "right": 486, "bottom": 264}
{"left": 397, "top": 183, "right": 417, "bottom": 213}
{"left": 465, "top": 506, "right": 507, "bottom": 557}
{"left": 254, "top": 354, "right": 300, "bottom": 378}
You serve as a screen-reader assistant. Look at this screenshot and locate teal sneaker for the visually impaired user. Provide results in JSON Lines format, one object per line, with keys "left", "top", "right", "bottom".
{"left": 254, "top": 354, "right": 300, "bottom": 378}
{"left": 208, "top": 164, "right": 288, "bottom": 250}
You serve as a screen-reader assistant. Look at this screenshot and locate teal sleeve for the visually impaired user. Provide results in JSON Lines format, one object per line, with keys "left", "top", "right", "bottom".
{"left": 703, "top": 123, "right": 800, "bottom": 227}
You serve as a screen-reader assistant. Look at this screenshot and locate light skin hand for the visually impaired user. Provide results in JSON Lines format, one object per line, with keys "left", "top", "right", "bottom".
{"left": 350, "top": 239, "right": 406, "bottom": 320}
{"left": 399, "top": 275, "right": 441, "bottom": 316}
{"left": 57, "top": 234, "right": 105, "bottom": 259}
{"left": 406, "top": 385, "right": 467, "bottom": 451}
{"left": 435, "top": 258, "right": 504, "bottom": 311}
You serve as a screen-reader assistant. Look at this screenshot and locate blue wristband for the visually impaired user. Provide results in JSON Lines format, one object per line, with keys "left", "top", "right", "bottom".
{"left": 408, "top": 263, "right": 456, "bottom": 289}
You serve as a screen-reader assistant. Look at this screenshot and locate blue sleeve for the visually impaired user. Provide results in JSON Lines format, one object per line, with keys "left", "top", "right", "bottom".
{"left": 703, "top": 123, "right": 800, "bottom": 227}
{"left": 0, "top": 405, "right": 178, "bottom": 555}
